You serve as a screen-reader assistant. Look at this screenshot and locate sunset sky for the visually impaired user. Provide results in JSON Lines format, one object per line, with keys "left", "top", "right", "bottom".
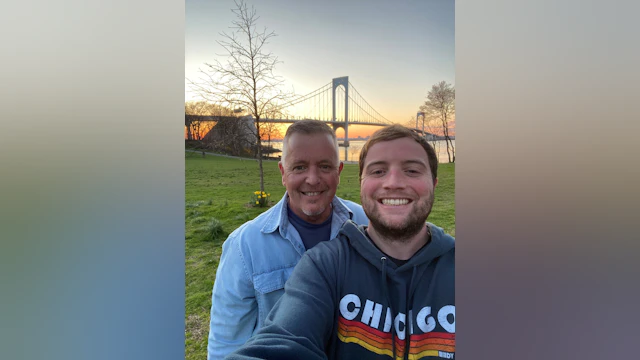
{"left": 185, "top": 0, "right": 455, "bottom": 138}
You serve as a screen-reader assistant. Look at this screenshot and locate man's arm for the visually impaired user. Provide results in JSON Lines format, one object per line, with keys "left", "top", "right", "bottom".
{"left": 207, "top": 237, "right": 257, "bottom": 359}
{"left": 225, "top": 248, "right": 338, "bottom": 360}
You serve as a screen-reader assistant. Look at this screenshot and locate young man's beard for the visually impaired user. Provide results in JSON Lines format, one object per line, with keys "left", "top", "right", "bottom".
{"left": 364, "top": 194, "right": 434, "bottom": 243}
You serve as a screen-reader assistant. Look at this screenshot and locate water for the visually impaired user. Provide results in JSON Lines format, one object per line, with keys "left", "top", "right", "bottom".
{"left": 266, "top": 139, "right": 456, "bottom": 164}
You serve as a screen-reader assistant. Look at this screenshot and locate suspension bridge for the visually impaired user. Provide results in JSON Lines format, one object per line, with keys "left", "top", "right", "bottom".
{"left": 187, "top": 76, "right": 439, "bottom": 160}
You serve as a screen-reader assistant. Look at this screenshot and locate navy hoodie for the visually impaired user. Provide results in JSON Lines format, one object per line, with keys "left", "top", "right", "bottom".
{"left": 226, "top": 220, "right": 455, "bottom": 360}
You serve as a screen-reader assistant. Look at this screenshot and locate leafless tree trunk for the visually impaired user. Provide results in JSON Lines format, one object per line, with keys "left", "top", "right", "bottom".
{"left": 420, "top": 81, "right": 455, "bottom": 163}
{"left": 188, "top": 0, "right": 291, "bottom": 192}
{"left": 185, "top": 101, "right": 209, "bottom": 141}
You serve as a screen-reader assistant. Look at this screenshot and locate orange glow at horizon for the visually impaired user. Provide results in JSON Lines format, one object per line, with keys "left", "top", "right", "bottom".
{"left": 185, "top": 122, "right": 454, "bottom": 141}
{"left": 266, "top": 124, "right": 381, "bottom": 140}
{"left": 184, "top": 123, "right": 215, "bottom": 140}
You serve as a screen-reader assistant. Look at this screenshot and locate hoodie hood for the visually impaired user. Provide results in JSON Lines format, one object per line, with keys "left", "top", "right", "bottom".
{"left": 338, "top": 220, "right": 455, "bottom": 273}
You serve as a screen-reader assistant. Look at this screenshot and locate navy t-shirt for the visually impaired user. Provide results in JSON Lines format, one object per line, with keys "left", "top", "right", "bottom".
{"left": 287, "top": 204, "right": 333, "bottom": 250}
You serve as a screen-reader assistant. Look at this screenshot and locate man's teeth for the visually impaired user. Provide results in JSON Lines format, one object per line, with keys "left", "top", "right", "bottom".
{"left": 304, "top": 191, "right": 321, "bottom": 196}
{"left": 381, "top": 199, "right": 409, "bottom": 206}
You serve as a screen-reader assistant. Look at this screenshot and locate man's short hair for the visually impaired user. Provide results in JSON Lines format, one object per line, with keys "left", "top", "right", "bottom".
{"left": 282, "top": 120, "right": 339, "bottom": 164}
{"left": 359, "top": 124, "right": 438, "bottom": 183}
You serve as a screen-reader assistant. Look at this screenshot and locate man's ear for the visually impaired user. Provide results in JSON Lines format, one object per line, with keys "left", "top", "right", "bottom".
{"left": 336, "top": 161, "right": 344, "bottom": 185}
{"left": 278, "top": 161, "right": 286, "bottom": 186}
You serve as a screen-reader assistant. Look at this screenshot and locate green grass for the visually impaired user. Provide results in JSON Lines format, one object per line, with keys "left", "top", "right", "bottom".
{"left": 185, "top": 154, "right": 455, "bottom": 360}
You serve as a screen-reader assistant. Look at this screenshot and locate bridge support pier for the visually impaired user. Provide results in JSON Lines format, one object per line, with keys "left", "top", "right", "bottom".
{"left": 331, "top": 124, "right": 349, "bottom": 161}
{"left": 332, "top": 76, "right": 349, "bottom": 161}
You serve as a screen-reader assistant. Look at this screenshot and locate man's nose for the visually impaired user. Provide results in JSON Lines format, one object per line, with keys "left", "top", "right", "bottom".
{"left": 305, "top": 166, "right": 321, "bottom": 185}
{"left": 382, "top": 168, "right": 405, "bottom": 189}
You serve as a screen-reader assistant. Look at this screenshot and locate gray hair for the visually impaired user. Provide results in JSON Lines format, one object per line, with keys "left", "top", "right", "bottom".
{"left": 281, "top": 120, "right": 339, "bottom": 164}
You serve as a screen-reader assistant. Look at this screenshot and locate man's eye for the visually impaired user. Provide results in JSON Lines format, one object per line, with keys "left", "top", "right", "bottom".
{"left": 370, "top": 169, "right": 385, "bottom": 175}
{"left": 293, "top": 166, "right": 306, "bottom": 171}
{"left": 406, "top": 168, "right": 425, "bottom": 176}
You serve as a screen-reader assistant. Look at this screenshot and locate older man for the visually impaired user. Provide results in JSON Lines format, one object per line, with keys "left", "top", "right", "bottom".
{"left": 207, "top": 120, "right": 368, "bottom": 359}
{"left": 227, "top": 124, "right": 455, "bottom": 360}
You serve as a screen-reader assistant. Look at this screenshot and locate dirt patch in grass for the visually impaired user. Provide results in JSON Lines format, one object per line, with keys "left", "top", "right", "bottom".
{"left": 186, "top": 313, "right": 208, "bottom": 343}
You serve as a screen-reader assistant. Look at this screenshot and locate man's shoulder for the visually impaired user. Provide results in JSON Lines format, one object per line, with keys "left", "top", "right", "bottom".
{"left": 334, "top": 197, "right": 362, "bottom": 210}
{"left": 426, "top": 223, "right": 455, "bottom": 263}
{"left": 333, "top": 197, "right": 368, "bottom": 223}
{"left": 224, "top": 205, "right": 282, "bottom": 247}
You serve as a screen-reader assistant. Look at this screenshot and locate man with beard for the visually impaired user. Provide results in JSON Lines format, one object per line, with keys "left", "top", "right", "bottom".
{"left": 226, "top": 124, "right": 455, "bottom": 360}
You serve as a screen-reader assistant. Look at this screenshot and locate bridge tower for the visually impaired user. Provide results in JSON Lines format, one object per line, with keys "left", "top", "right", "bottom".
{"left": 416, "top": 111, "right": 426, "bottom": 132}
{"left": 332, "top": 76, "right": 349, "bottom": 161}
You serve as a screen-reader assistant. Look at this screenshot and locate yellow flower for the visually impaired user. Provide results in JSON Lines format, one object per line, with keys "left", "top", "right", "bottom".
{"left": 267, "top": 193, "right": 270, "bottom": 197}
{"left": 254, "top": 191, "right": 260, "bottom": 195}
{"left": 255, "top": 201, "right": 259, "bottom": 204}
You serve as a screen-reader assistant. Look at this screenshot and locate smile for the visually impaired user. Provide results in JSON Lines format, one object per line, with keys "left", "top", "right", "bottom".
{"left": 380, "top": 198, "right": 410, "bottom": 206}
{"left": 302, "top": 191, "right": 323, "bottom": 196}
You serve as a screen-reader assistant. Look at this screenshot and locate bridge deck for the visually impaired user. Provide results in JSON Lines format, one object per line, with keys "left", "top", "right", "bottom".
{"left": 186, "top": 115, "right": 435, "bottom": 136}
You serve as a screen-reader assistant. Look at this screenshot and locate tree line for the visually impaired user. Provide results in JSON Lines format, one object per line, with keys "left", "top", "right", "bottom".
{"left": 185, "top": 100, "right": 282, "bottom": 159}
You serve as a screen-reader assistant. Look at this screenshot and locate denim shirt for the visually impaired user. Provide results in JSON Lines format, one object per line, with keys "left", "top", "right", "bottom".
{"left": 207, "top": 193, "right": 368, "bottom": 360}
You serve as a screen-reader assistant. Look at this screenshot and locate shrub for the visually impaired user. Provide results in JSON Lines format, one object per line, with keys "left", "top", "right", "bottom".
{"left": 201, "top": 218, "right": 225, "bottom": 242}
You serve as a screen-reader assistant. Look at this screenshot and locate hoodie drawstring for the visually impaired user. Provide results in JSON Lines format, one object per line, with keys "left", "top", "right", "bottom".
{"left": 403, "top": 265, "right": 418, "bottom": 359}
{"left": 380, "top": 257, "right": 397, "bottom": 360}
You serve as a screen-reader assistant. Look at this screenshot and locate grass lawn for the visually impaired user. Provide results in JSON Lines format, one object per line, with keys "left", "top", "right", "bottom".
{"left": 184, "top": 152, "right": 455, "bottom": 360}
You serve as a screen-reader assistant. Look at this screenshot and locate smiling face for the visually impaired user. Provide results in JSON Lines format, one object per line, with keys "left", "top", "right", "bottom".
{"left": 279, "top": 132, "right": 343, "bottom": 224}
{"left": 360, "top": 137, "right": 437, "bottom": 241}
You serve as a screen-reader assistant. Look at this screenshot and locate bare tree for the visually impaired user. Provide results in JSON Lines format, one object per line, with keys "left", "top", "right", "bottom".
{"left": 406, "top": 115, "right": 418, "bottom": 130}
{"left": 408, "top": 113, "right": 441, "bottom": 159}
{"left": 423, "top": 113, "right": 443, "bottom": 161}
{"left": 185, "top": 101, "right": 218, "bottom": 141}
{"left": 188, "top": 0, "right": 291, "bottom": 192}
{"left": 260, "top": 121, "right": 282, "bottom": 148}
{"left": 420, "top": 81, "right": 455, "bottom": 163}
{"left": 349, "top": 144, "right": 361, "bottom": 160}
{"left": 260, "top": 105, "right": 284, "bottom": 149}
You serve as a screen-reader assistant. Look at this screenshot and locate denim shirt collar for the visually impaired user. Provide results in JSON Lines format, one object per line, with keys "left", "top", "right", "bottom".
{"left": 260, "top": 192, "right": 355, "bottom": 241}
